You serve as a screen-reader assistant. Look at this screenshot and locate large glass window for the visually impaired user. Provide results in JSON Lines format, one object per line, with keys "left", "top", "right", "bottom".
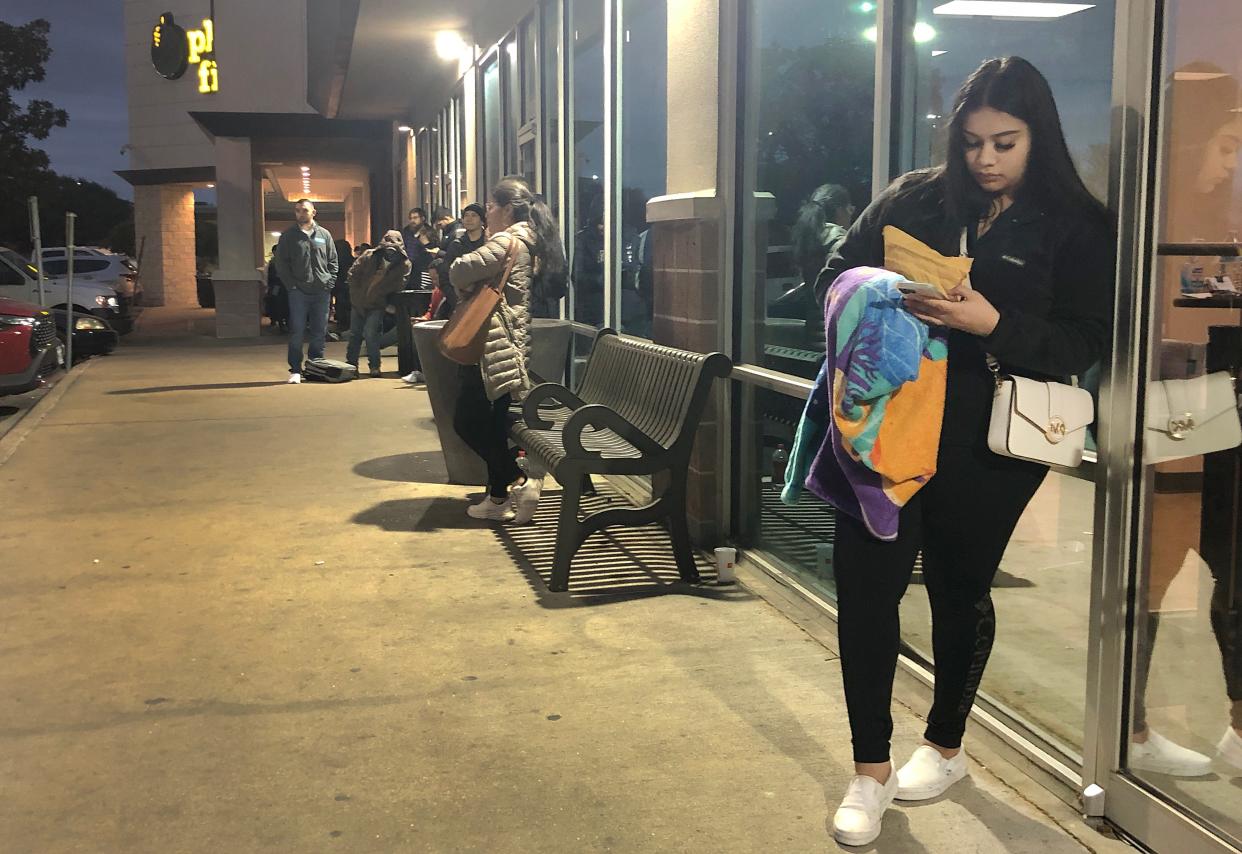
{"left": 570, "top": 0, "right": 606, "bottom": 330}
{"left": 504, "top": 36, "right": 521, "bottom": 175}
{"left": 542, "top": 0, "right": 563, "bottom": 222}
{"left": 482, "top": 55, "right": 502, "bottom": 198}
{"left": 1125, "top": 1, "right": 1242, "bottom": 842}
{"left": 739, "top": 0, "right": 877, "bottom": 381}
{"left": 617, "top": 0, "right": 667, "bottom": 340}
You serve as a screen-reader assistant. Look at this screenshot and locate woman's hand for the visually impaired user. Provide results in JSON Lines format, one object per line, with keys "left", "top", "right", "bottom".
{"left": 902, "top": 277, "right": 1000, "bottom": 337}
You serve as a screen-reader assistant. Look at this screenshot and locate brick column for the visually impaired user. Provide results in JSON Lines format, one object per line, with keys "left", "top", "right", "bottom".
{"left": 133, "top": 184, "right": 197, "bottom": 306}
{"left": 648, "top": 192, "right": 724, "bottom": 545}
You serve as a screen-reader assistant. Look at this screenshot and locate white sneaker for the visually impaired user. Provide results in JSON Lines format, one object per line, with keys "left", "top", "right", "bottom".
{"left": 401, "top": 370, "right": 423, "bottom": 385}
{"left": 1216, "top": 728, "right": 1242, "bottom": 775}
{"left": 833, "top": 772, "right": 897, "bottom": 847}
{"left": 1130, "top": 730, "right": 1213, "bottom": 777}
{"left": 287, "top": 372, "right": 302, "bottom": 384}
{"left": 509, "top": 477, "right": 543, "bottom": 525}
{"left": 896, "top": 745, "right": 969, "bottom": 801}
{"left": 467, "top": 498, "right": 515, "bottom": 521}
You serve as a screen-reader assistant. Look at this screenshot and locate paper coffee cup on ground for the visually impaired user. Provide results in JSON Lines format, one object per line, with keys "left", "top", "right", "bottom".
{"left": 715, "top": 547, "right": 737, "bottom": 584}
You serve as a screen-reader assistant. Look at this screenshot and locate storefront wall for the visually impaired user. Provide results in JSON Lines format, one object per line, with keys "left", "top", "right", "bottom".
{"left": 410, "top": 2, "right": 1242, "bottom": 848}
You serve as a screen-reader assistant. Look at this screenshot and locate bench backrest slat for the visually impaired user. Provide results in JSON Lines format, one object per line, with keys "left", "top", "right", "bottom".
{"left": 573, "top": 330, "right": 731, "bottom": 452}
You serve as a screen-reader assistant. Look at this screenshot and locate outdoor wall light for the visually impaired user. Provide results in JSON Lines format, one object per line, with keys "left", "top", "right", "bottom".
{"left": 435, "top": 30, "right": 467, "bottom": 62}
{"left": 397, "top": 125, "right": 412, "bottom": 133}
{"left": 932, "top": 0, "right": 1094, "bottom": 17}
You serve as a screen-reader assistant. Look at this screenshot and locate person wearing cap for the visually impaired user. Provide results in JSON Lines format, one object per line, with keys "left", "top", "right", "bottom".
{"left": 404, "top": 202, "right": 489, "bottom": 384}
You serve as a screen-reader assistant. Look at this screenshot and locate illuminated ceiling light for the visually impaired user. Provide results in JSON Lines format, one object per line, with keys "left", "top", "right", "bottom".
{"left": 932, "top": 49, "right": 948, "bottom": 56}
{"left": 863, "top": 25, "right": 878, "bottom": 42}
{"left": 270, "top": 231, "right": 281, "bottom": 237}
{"left": 206, "top": 183, "right": 215, "bottom": 188}
{"left": 859, "top": 1, "right": 876, "bottom": 10}
{"left": 505, "top": 40, "right": 517, "bottom": 57}
{"left": 397, "top": 124, "right": 412, "bottom": 132}
{"left": 932, "top": 1, "right": 1095, "bottom": 18}
{"left": 435, "top": 30, "right": 467, "bottom": 62}
{"left": 913, "top": 22, "right": 937, "bottom": 41}
{"left": 1173, "top": 70, "right": 1230, "bottom": 81}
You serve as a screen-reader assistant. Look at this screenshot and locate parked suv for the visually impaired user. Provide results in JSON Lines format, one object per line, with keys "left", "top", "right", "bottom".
{"left": 33, "top": 247, "right": 141, "bottom": 307}
{"left": 0, "top": 249, "right": 132, "bottom": 334}
{"left": 0, "top": 296, "right": 61, "bottom": 396}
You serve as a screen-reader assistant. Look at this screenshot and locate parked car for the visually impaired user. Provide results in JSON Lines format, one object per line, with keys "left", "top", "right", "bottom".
{"left": 32, "top": 247, "right": 141, "bottom": 307}
{"left": 0, "top": 249, "right": 132, "bottom": 334}
{"left": 0, "top": 296, "right": 61, "bottom": 396}
{"left": 52, "top": 309, "right": 118, "bottom": 362}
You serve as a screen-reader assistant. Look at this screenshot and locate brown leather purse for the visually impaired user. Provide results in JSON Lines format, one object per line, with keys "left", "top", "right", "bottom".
{"left": 437, "top": 240, "right": 519, "bottom": 365}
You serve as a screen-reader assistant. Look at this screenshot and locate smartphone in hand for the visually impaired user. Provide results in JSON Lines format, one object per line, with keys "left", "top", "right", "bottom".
{"left": 896, "top": 279, "right": 949, "bottom": 300}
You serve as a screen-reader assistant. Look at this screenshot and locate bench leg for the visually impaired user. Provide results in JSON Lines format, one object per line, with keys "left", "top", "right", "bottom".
{"left": 550, "top": 477, "right": 584, "bottom": 593}
{"left": 666, "top": 476, "right": 701, "bottom": 584}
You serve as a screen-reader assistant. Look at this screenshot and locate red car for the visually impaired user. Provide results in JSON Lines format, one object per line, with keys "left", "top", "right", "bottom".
{"left": 0, "top": 296, "right": 62, "bottom": 396}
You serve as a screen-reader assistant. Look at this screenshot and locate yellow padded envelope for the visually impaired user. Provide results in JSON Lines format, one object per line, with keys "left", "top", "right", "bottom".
{"left": 882, "top": 226, "right": 974, "bottom": 295}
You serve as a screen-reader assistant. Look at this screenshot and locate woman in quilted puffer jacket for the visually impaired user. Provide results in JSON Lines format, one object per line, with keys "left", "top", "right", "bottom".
{"left": 450, "top": 176, "right": 567, "bottom": 523}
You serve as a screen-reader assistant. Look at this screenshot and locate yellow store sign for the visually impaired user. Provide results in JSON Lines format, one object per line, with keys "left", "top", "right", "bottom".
{"left": 150, "top": 13, "right": 219, "bottom": 94}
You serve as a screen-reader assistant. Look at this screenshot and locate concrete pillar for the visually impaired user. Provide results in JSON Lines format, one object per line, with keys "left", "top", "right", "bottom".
{"left": 212, "top": 136, "right": 263, "bottom": 338}
{"left": 641, "top": 0, "right": 728, "bottom": 545}
{"left": 133, "top": 184, "right": 196, "bottom": 307}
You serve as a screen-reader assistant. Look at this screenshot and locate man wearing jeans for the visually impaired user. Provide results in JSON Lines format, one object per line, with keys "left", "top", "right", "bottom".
{"left": 273, "top": 199, "right": 339, "bottom": 383}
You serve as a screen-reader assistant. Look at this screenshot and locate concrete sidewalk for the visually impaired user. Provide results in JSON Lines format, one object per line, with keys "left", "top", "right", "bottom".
{"left": 0, "top": 308, "right": 1126, "bottom": 853}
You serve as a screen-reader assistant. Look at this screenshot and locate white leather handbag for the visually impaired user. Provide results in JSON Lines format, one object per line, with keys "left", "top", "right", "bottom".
{"left": 1145, "top": 371, "right": 1242, "bottom": 463}
{"left": 988, "top": 368, "right": 1096, "bottom": 468}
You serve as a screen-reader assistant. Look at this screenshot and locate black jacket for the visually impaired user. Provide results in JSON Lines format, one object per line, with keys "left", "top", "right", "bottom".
{"left": 432, "top": 228, "right": 487, "bottom": 314}
{"left": 818, "top": 172, "right": 1115, "bottom": 447}
{"left": 273, "top": 223, "right": 338, "bottom": 292}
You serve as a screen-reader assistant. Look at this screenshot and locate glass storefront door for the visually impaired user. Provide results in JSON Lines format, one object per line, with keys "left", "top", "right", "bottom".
{"left": 1094, "top": 0, "right": 1242, "bottom": 850}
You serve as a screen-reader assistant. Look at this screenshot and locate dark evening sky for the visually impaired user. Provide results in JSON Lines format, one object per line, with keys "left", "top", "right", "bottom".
{"left": 5, "top": 0, "right": 130, "bottom": 198}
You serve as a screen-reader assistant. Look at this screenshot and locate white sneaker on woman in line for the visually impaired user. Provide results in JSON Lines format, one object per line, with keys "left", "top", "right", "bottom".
{"left": 1217, "top": 728, "right": 1242, "bottom": 774}
{"left": 509, "top": 477, "right": 543, "bottom": 525}
{"left": 896, "top": 744, "right": 969, "bottom": 800}
{"left": 1130, "top": 729, "right": 1213, "bottom": 777}
{"left": 401, "top": 370, "right": 423, "bottom": 385}
{"left": 832, "top": 771, "right": 898, "bottom": 847}
{"left": 466, "top": 497, "right": 515, "bottom": 521}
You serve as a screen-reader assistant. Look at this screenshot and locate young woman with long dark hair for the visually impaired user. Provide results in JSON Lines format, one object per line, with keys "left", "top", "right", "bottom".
{"left": 450, "top": 176, "right": 568, "bottom": 523}
{"left": 819, "top": 57, "right": 1114, "bottom": 846}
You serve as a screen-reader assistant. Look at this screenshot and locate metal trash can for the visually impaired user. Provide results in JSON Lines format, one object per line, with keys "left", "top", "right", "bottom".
{"left": 412, "top": 318, "right": 572, "bottom": 485}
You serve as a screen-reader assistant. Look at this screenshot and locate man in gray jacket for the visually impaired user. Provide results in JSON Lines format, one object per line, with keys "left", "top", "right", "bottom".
{"left": 273, "top": 198, "right": 339, "bottom": 383}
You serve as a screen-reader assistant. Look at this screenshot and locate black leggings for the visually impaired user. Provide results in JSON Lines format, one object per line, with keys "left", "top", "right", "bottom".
{"left": 453, "top": 365, "right": 520, "bottom": 498}
{"left": 833, "top": 444, "right": 1047, "bottom": 764}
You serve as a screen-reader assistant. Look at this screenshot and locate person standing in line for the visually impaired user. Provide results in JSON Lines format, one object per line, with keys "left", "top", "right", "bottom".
{"left": 332, "top": 238, "right": 353, "bottom": 331}
{"left": 450, "top": 177, "right": 567, "bottom": 523}
{"left": 401, "top": 207, "right": 438, "bottom": 289}
{"left": 346, "top": 230, "right": 410, "bottom": 378}
{"left": 403, "top": 203, "right": 488, "bottom": 385}
{"left": 433, "top": 206, "right": 460, "bottom": 246}
{"left": 273, "top": 198, "right": 339, "bottom": 383}
{"left": 818, "top": 57, "right": 1114, "bottom": 847}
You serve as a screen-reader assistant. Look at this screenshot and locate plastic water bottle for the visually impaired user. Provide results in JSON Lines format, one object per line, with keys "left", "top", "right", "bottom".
{"left": 772, "top": 444, "right": 788, "bottom": 486}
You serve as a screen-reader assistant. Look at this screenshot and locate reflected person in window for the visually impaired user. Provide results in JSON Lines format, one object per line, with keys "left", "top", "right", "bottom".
{"left": 816, "top": 57, "right": 1116, "bottom": 847}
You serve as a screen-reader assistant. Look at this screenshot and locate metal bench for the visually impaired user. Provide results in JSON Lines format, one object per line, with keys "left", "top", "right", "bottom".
{"left": 511, "top": 329, "right": 732, "bottom": 592}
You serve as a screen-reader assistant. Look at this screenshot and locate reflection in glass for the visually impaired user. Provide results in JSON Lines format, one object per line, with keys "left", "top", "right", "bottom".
{"left": 483, "top": 58, "right": 502, "bottom": 197}
{"left": 570, "top": 0, "right": 605, "bottom": 329}
{"left": 542, "top": 0, "right": 562, "bottom": 222}
{"left": 741, "top": 0, "right": 876, "bottom": 381}
{"left": 1128, "top": 3, "right": 1242, "bottom": 840}
{"left": 618, "top": 0, "right": 667, "bottom": 340}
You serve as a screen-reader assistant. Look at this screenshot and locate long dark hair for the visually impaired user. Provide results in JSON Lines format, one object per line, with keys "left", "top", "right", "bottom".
{"left": 791, "top": 184, "right": 851, "bottom": 285}
{"left": 939, "top": 57, "right": 1108, "bottom": 226}
{"left": 492, "top": 175, "right": 568, "bottom": 281}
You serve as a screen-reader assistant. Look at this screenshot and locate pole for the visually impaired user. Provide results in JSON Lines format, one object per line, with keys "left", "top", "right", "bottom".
{"left": 27, "top": 197, "right": 46, "bottom": 306}
{"left": 65, "top": 212, "right": 76, "bottom": 369}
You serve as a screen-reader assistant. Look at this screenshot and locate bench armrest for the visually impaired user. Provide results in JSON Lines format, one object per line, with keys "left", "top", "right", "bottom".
{"left": 563, "top": 404, "right": 663, "bottom": 459}
{"left": 522, "top": 382, "right": 586, "bottom": 429}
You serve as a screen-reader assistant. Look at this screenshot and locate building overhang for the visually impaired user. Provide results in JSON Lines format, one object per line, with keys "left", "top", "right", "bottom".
{"left": 115, "top": 166, "right": 216, "bottom": 187}
{"left": 188, "top": 112, "right": 392, "bottom": 140}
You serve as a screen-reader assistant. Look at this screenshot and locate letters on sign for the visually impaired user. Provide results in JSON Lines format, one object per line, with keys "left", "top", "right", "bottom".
{"left": 150, "top": 13, "right": 218, "bottom": 93}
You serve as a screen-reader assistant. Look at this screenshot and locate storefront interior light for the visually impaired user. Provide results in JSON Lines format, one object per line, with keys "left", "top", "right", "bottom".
{"left": 435, "top": 30, "right": 467, "bottom": 62}
{"left": 863, "top": 25, "right": 878, "bottom": 42}
{"left": 859, "top": 1, "right": 876, "bottom": 11}
{"left": 932, "top": 49, "right": 948, "bottom": 56}
{"left": 913, "top": 22, "right": 937, "bottom": 41}
{"left": 270, "top": 231, "right": 281, "bottom": 238}
{"left": 933, "top": 0, "right": 1095, "bottom": 18}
